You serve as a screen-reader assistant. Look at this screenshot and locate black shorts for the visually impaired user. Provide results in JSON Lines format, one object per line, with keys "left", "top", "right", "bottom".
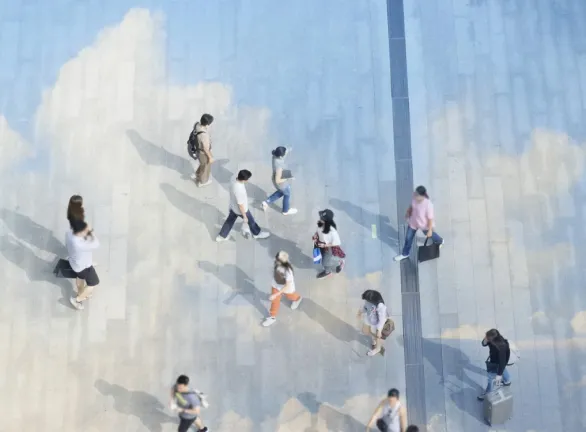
{"left": 74, "top": 266, "right": 100, "bottom": 287}
{"left": 178, "top": 417, "right": 196, "bottom": 432}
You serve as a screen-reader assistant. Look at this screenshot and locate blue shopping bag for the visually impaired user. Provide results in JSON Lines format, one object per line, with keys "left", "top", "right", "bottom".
{"left": 313, "top": 247, "right": 322, "bottom": 264}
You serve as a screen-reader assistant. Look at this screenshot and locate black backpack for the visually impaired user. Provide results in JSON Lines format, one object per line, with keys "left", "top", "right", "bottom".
{"left": 187, "top": 126, "right": 205, "bottom": 160}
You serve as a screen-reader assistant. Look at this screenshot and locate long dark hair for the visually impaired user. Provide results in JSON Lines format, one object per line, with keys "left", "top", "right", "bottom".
{"left": 319, "top": 209, "right": 337, "bottom": 234}
{"left": 486, "top": 328, "right": 506, "bottom": 346}
{"left": 274, "top": 251, "right": 294, "bottom": 274}
{"left": 67, "top": 195, "right": 84, "bottom": 226}
{"left": 361, "top": 289, "right": 384, "bottom": 305}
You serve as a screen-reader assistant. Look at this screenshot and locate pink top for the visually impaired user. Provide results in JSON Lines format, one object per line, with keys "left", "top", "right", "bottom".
{"left": 408, "top": 198, "right": 435, "bottom": 230}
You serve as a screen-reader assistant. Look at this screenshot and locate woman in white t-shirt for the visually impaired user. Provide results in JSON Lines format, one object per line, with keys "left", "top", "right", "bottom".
{"left": 358, "top": 289, "right": 389, "bottom": 356}
{"left": 313, "top": 209, "right": 345, "bottom": 279}
{"left": 262, "top": 251, "right": 302, "bottom": 327}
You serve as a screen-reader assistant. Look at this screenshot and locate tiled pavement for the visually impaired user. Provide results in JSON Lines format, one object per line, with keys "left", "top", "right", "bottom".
{"left": 404, "top": 0, "right": 586, "bottom": 431}
{"left": 0, "top": 1, "right": 405, "bottom": 431}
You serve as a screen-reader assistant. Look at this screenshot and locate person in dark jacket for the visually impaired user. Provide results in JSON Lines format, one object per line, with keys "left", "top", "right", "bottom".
{"left": 478, "top": 328, "right": 512, "bottom": 400}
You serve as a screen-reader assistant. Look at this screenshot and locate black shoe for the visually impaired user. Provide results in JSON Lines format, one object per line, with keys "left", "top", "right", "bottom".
{"left": 477, "top": 393, "right": 485, "bottom": 401}
{"left": 335, "top": 260, "right": 345, "bottom": 273}
{"left": 198, "top": 428, "right": 208, "bottom": 432}
{"left": 316, "top": 270, "right": 331, "bottom": 279}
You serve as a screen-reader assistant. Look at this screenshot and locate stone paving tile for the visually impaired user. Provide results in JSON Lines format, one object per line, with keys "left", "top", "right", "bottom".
{"left": 0, "top": 1, "right": 405, "bottom": 431}
{"left": 407, "top": 0, "right": 586, "bottom": 430}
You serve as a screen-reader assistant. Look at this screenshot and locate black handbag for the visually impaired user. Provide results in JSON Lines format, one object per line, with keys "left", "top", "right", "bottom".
{"left": 53, "top": 258, "right": 77, "bottom": 279}
{"left": 417, "top": 237, "right": 441, "bottom": 262}
{"left": 376, "top": 418, "right": 388, "bottom": 431}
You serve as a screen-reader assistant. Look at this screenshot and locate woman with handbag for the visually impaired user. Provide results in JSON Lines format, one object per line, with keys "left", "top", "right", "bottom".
{"left": 366, "top": 388, "right": 408, "bottom": 431}
{"left": 312, "top": 209, "right": 345, "bottom": 279}
{"left": 394, "top": 185, "right": 444, "bottom": 262}
{"left": 262, "top": 251, "right": 302, "bottom": 327}
{"left": 358, "top": 290, "right": 393, "bottom": 356}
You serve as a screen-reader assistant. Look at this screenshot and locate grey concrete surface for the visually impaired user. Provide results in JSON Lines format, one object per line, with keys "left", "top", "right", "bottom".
{"left": 405, "top": 0, "right": 586, "bottom": 430}
{"left": 0, "top": 1, "right": 404, "bottom": 431}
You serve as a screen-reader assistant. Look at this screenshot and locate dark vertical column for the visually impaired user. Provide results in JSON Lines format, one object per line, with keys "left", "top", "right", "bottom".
{"left": 386, "top": 0, "right": 427, "bottom": 428}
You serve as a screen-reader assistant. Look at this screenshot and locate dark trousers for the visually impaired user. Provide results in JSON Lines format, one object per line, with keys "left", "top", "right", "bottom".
{"left": 178, "top": 417, "right": 196, "bottom": 432}
{"left": 219, "top": 210, "right": 261, "bottom": 238}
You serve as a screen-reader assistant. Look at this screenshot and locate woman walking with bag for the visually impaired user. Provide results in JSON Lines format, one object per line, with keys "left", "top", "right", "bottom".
{"left": 313, "top": 209, "right": 346, "bottom": 279}
{"left": 262, "top": 251, "right": 302, "bottom": 327}
{"left": 394, "top": 186, "right": 444, "bottom": 262}
{"left": 261, "top": 146, "right": 297, "bottom": 215}
{"left": 358, "top": 290, "right": 393, "bottom": 356}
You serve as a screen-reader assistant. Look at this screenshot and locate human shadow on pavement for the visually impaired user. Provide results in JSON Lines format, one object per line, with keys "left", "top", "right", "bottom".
{"left": 159, "top": 183, "right": 224, "bottom": 241}
{"left": 160, "top": 183, "right": 312, "bottom": 268}
{"left": 329, "top": 198, "right": 399, "bottom": 251}
{"left": 0, "top": 208, "right": 67, "bottom": 257}
{"left": 297, "top": 392, "right": 366, "bottom": 432}
{"left": 126, "top": 130, "right": 192, "bottom": 177}
{"left": 94, "top": 379, "right": 176, "bottom": 432}
{"left": 198, "top": 261, "right": 269, "bottom": 318}
{"left": 421, "top": 338, "right": 486, "bottom": 425}
{"left": 212, "top": 158, "right": 268, "bottom": 208}
{"left": 0, "top": 235, "right": 72, "bottom": 303}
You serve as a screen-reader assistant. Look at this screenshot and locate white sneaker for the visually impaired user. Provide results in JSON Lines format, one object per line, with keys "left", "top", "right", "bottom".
{"left": 215, "top": 235, "right": 228, "bottom": 242}
{"left": 253, "top": 231, "right": 270, "bottom": 240}
{"left": 190, "top": 173, "right": 196, "bottom": 180}
{"left": 262, "top": 317, "right": 276, "bottom": 327}
{"left": 393, "top": 254, "right": 408, "bottom": 262}
{"left": 261, "top": 201, "right": 268, "bottom": 211}
{"left": 69, "top": 296, "right": 84, "bottom": 310}
{"left": 198, "top": 180, "right": 212, "bottom": 187}
{"left": 283, "top": 208, "right": 298, "bottom": 215}
{"left": 291, "top": 297, "right": 302, "bottom": 310}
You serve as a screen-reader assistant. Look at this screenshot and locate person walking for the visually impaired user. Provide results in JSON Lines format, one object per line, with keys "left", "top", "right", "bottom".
{"left": 169, "top": 375, "right": 209, "bottom": 432}
{"left": 394, "top": 185, "right": 444, "bottom": 262}
{"left": 477, "top": 329, "right": 512, "bottom": 401}
{"left": 66, "top": 219, "right": 100, "bottom": 310}
{"left": 188, "top": 113, "right": 214, "bottom": 187}
{"left": 406, "top": 426, "right": 419, "bottom": 432}
{"left": 262, "top": 251, "right": 302, "bottom": 327}
{"left": 366, "top": 388, "right": 408, "bottom": 431}
{"left": 313, "top": 209, "right": 345, "bottom": 279}
{"left": 67, "top": 195, "right": 85, "bottom": 227}
{"left": 261, "top": 146, "right": 297, "bottom": 215}
{"left": 216, "top": 169, "right": 270, "bottom": 242}
{"left": 358, "top": 290, "right": 389, "bottom": 356}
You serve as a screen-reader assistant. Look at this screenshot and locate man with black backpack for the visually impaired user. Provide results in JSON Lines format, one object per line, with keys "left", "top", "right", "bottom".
{"left": 188, "top": 113, "right": 214, "bottom": 187}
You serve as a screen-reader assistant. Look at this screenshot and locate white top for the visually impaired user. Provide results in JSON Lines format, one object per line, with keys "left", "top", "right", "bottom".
{"left": 317, "top": 227, "right": 341, "bottom": 246}
{"left": 230, "top": 179, "right": 249, "bottom": 215}
{"left": 381, "top": 401, "right": 401, "bottom": 432}
{"left": 363, "top": 301, "right": 388, "bottom": 331}
{"left": 65, "top": 230, "right": 100, "bottom": 273}
{"left": 271, "top": 267, "right": 296, "bottom": 293}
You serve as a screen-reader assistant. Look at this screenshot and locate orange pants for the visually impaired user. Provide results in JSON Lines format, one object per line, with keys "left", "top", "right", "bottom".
{"left": 270, "top": 287, "right": 300, "bottom": 317}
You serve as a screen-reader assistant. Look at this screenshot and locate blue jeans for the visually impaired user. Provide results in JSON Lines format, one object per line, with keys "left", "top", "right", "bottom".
{"left": 401, "top": 226, "right": 443, "bottom": 256}
{"left": 266, "top": 184, "right": 291, "bottom": 213}
{"left": 486, "top": 368, "right": 511, "bottom": 393}
{"left": 218, "top": 210, "right": 261, "bottom": 238}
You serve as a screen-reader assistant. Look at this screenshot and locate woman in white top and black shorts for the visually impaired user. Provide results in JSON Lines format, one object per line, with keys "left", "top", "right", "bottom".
{"left": 313, "top": 209, "right": 345, "bottom": 279}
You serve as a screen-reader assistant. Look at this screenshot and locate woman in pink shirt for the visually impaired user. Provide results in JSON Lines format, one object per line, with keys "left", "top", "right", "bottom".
{"left": 394, "top": 186, "right": 443, "bottom": 261}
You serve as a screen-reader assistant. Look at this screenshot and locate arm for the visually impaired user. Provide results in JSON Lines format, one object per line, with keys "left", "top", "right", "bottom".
{"left": 497, "top": 345, "right": 507, "bottom": 376}
{"left": 366, "top": 401, "right": 383, "bottom": 429}
{"left": 405, "top": 205, "right": 412, "bottom": 219}
{"left": 76, "top": 234, "right": 100, "bottom": 251}
{"left": 399, "top": 406, "right": 408, "bottom": 432}
{"left": 375, "top": 304, "right": 387, "bottom": 337}
{"left": 201, "top": 134, "right": 213, "bottom": 161}
{"left": 425, "top": 202, "right": 435, "bottom": 236}
{"left": 270, "top": 280, "right": 291, "bottom": 299}
{"left": 274, "top": 167, "right": 285, "bottom": 184}
{"left": 481, "top": 338, "right": 488, "bottom": 347}
{"left": 179, "top": 405, "right": 201, "bottom": 416}
{"left": 238, "top": 204, "right": 248, "bottom": 222}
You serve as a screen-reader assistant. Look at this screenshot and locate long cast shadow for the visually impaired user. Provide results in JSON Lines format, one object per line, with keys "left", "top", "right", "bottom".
{"left": 0, "top": 208, "right": 67, "bottom": 256}
{"left": 94, "top": 379, "right": 176, "bottom": 432}
{"left": 160, "top": 183, "right": 312, "bottom": 268}
{"left": 329, "top": 198, "right": 399, "bottom": 252}
{"left": 0, "top": 236, "right": 71, "bottom": 302}
{"left": 126, "top": 129, "right": 192, "bottom": 177}
{"left": 198, "top": 261, "right": 269, "bottom": 318}
{"left": 297, "top": 392, "right": 366, "bottom": 432}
